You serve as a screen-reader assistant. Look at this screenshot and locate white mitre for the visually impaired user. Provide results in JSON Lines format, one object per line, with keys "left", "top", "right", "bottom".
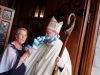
{"left": 47, "top": 16, "right": 63, "bottom": 34}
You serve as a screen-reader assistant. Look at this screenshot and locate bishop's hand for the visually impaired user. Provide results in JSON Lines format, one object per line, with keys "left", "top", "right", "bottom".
{"left": 55, "top": 56, "right": 64, "bottom": 68}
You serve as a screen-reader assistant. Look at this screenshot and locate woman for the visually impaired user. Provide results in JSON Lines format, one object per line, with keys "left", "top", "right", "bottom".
{"left": 0, "top": 28, "right": 34, "bottom": 75}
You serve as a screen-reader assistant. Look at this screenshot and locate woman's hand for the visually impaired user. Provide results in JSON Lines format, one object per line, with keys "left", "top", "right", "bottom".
{"left": 26, "top": 48, "right": 34, "bottom": 55}
{"left": 16, "top": 48, "right": 34, "bottom": 69}
{"left": 55, "top": 56, "right": 64, "bottom": 68}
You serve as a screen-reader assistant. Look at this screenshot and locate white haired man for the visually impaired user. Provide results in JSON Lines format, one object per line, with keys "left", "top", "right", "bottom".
{"left": 24, "top": 16, "right": 72, "bottom": 75}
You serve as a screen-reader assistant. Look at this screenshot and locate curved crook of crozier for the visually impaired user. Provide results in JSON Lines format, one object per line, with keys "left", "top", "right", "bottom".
{"left": 59, "top": 13, "right": 76, "bottom": 57}
{"left": 65, "top": 13, "right": 76, "bottom": 37}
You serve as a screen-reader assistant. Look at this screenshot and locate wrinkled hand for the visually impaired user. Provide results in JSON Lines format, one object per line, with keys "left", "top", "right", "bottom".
{"left": 26, "top": 48, "right": 34, "bottom": 55}
{"left": 55, "top": 56, "right": 64, "bottom": 68}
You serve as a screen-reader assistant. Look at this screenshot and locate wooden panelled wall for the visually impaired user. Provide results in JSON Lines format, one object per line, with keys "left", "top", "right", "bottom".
{"left": 0, "top": 0, "right": 100, "bottom": 75}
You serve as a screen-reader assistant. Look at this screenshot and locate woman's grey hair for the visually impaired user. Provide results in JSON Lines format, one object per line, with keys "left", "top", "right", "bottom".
{"left": 15, "top": 28, "right": 28, "bottom": 35}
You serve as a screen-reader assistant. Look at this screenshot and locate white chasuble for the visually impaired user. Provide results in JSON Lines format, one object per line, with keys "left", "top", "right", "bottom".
{"left": 24, "top": 39, "right": 72, "bottom": 75}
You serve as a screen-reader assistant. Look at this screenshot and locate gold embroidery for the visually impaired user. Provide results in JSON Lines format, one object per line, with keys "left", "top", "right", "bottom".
{"left": 44, "top": 58, "right": 46, "bottom": 62}
{"left": 64, "top": 68, "right": 70, "bottom": 75}
{"left": 37, "top": 45, "right": 51, "bottom": 63}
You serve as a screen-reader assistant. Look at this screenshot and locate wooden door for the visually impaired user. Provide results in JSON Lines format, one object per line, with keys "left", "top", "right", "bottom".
{"left": 0, "top": 5, "right": 15, "bottom": 54}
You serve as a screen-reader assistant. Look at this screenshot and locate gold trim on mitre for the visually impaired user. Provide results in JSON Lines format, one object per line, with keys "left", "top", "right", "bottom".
{"left": 47, "top": 16, "right": 63, "bottom": 33}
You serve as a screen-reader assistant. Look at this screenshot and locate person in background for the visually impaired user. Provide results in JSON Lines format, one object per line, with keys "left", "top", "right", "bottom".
{"left": 0, "top": 28, "right": 34, "bottom": 75}
{"left": 24, "top": 16, "right": 72, "bottom": 75}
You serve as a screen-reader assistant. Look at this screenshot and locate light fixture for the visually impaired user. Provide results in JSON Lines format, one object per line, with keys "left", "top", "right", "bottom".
{"left": 40, "top": 6, "right": 45, "bottom": 18}
{"left": 34, "top": 5, "right": 39, "bottom": 17}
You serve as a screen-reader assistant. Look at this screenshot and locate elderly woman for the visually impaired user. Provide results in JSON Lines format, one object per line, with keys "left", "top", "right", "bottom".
{"left": 0, "top": 28, "right": 34, "bottom": 75}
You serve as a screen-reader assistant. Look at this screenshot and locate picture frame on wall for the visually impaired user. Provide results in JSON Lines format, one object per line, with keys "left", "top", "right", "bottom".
{"left": 0, "top": 5, "right": 15, "bottom": 54}
{"left": 0, "top": 20, "right": 9, "bottom": 50}
{"left": 2, "top": 9, "right": 12, "bottom": 20}
{"left": 0, "top": 20, "right": 9, "bottom": 36}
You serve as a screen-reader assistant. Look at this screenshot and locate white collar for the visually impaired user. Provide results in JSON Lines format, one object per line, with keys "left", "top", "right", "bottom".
{"left": 46, "top": 40, "right": 57, "bottom": 45}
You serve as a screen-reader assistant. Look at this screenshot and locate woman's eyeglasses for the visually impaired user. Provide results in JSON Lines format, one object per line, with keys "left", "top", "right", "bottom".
{"left": 18, "top": 34, "right": 28, "bottom": 38}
